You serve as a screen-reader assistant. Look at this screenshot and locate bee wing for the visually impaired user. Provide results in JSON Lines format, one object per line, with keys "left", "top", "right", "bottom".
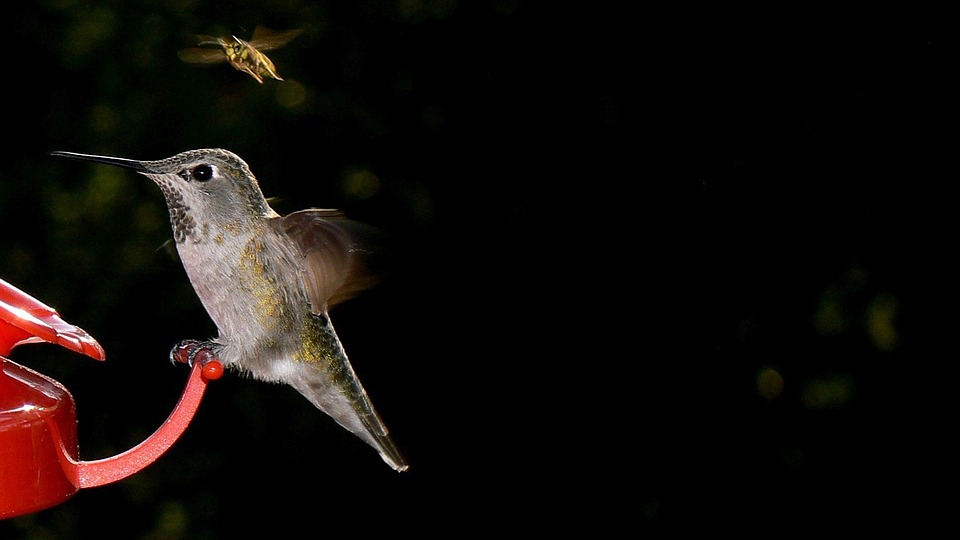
{"left": 193, "top": 34, "right": 223, "bottom": 46}
{"left": 177, "top": 47, "right": 228, "bottom": 64}
{"left": 248, "top": 26, "right": 303, "bottom": 51}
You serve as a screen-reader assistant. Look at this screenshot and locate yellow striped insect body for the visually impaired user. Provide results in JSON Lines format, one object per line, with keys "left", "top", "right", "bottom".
{"left": 178, "top": 26, "right": 303, "bottom": 83}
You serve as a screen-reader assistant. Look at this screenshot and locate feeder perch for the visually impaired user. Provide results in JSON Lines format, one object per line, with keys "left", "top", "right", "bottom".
{"left": 0, "top": 277, "right": 221, "bottom": 519}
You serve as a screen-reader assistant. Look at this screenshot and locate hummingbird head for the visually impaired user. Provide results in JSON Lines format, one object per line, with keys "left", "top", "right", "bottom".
{"left": 52, "top": 149, "right": 275, "bottom": 243}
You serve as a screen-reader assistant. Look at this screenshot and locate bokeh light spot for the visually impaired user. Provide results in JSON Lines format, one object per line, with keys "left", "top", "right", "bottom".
{"left": 89, "top": 103, "right": 118, "bottom": 134}
{"left": 341, "top": 168, "right": 381, "bottom": 200}
{"left": 867, "top": 293, "right": 899, "bottom": 352}
{"left": 276, "top": 79, "right": 306, "bottom": 109}
{"left": 152, "top": 501, "right": 189, "bottom": 538}
{"left": 801, "top": 374, "right": 855, "bottom": 411}
{"left": 85, "top": 169, "right": 125, "bottom": 211}
{"left": 134, "top": 202, "right": 164, "bottom": 234}
{"left": 62, "top": 5, "right": 117, "bottom": 65}
{"left": 757, "top": 367, "right": 785, "bottom": 400}
{"left": 813, "top": 285, "right": 845, "bottom": 336}
{"left": 420, "top": 104, "right": 446, "bottom": 131}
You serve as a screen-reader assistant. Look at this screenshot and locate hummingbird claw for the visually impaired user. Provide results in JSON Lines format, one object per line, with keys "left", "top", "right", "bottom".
{"left": 170, "top": 339, "right": 220, "bottom": 367}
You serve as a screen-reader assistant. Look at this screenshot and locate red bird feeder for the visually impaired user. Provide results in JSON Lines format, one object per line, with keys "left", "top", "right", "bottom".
{"left": 0, "top": 277, "right": 221, "bottom": 519}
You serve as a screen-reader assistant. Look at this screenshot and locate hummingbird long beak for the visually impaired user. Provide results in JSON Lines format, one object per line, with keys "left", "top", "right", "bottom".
{"left": 51, "top": 151, "right": 152, "bottom": 173}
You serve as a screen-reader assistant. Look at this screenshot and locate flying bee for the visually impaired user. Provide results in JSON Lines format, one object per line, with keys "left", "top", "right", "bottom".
{"left": 178, "top": 26, "right": 303, "bottom": 83}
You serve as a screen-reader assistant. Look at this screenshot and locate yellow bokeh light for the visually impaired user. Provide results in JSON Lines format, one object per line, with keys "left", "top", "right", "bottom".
{"left": 867, "top": 294, "right": 899, "bottom": 352}
{"left": 342, "top": 169, "right": 381, "bottom": 200}
{"left": 801, "top": 375, "right": 854, "bottom": 411}
{"left": 757, "top": 367, "right": 784, "bottom": 400}
{"left": 276, "top": 79, "right": 306, "bottom": 109}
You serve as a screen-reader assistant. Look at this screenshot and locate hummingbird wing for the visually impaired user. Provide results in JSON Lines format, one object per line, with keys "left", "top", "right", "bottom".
{"left": 272, "top": 209, "right": 380, "bottom": 312}
{"left": 268, "top": 209, "right": 408, "bottom": 471}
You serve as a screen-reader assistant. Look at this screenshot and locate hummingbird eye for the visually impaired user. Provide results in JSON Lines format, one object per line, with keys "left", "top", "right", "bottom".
{"left": 191, "top": 164, "right": 214, "bottom": 182}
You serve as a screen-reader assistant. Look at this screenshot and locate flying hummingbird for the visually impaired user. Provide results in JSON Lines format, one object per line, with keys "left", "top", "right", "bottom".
{"left": 51, "top": 148, "right": 409, "bottom": 472}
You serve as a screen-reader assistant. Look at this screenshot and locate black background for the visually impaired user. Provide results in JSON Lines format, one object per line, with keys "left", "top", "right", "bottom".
{"left": 2, "top": 3, "right": 951, "bottom": 536}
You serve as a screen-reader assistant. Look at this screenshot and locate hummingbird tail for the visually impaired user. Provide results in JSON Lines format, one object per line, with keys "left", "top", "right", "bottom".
{"left": 288, "top": 362, "right": 409, "bottom": 472}
{"left": 366, "top": 421, "right": 410, "bottom": 473}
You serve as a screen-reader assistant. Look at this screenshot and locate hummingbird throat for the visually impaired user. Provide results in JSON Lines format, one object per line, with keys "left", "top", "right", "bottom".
{"left": 156, "top": 177, "right": 197, "bottom": 243}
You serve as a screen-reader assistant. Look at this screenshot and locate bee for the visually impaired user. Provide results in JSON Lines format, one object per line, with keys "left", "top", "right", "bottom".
{"left": 178, "top": 26, "right": 303, "bottom": 83}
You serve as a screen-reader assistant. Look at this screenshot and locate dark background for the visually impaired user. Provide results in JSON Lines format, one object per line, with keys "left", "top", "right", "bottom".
{"left": 2, "top": 3, "right": 951, "bottom": 536}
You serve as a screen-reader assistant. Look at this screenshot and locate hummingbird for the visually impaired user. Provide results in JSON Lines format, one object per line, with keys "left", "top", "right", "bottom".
{"left": 51, "top": 148, "right": 409, "bottom": 472}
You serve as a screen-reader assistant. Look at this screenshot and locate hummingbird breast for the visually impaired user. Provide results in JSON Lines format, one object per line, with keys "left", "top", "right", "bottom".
{"left": 177, "top": 222, "right": 309, "bottom": 375}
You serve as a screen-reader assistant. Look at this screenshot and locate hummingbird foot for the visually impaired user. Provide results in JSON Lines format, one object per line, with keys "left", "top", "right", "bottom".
{"left": 170, "top": 339, "right": 221, "bottom": 367}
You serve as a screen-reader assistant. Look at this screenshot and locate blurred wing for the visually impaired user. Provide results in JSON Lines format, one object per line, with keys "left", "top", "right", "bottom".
{"left": 156, "top": 238, "right": 180, "bottom": 262}
{"left": 177, "top": 47, "right": 228, "bottom": 64}
{"left": 194, "top": 34, "right": 224, "bottom": 46}
{"left": 249, "top": 26, "right": 304, "bottom": 51}
{"left": 271, "top": 209, "right": 380, "bottom": 313}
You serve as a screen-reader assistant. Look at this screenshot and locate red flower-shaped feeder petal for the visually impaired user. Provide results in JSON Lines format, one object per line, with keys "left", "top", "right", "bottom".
{"left": 1, "top": 277, "right": 220, "bottom": 519}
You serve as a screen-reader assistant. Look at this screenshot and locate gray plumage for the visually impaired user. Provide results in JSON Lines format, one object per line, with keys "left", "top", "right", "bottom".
{"left": 52, "top": 148, "right": 408, "bottom": 472}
